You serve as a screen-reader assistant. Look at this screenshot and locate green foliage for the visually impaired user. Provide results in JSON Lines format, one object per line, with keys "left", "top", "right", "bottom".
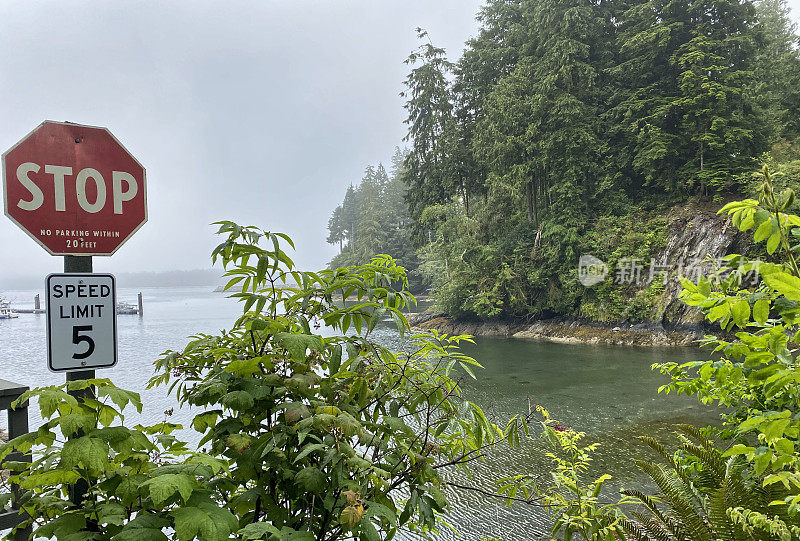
{"left": 374, "top": 0, "right": 800, "bottom": 323}
{"left": 497, "top": 407, "right": 625, "bottom": 540}
{"left": 2, "top": 224, "right": 521, "bottom": 541}
{"left": 619, "top": 426, "right": 792, "bottom": 541}
{"left": 0, "top": 378, "right": 232, "bottom": 541}
{"left": 327, "top": 152, "right": 421, "bottom": 290}
{"left": 150, "top": 222, "right": 518, "bottom": 539}
{"left": 651, "top": 167, "right": 800, "bottom": 508}
{"left": 492, "top": 167, "right": 800, "bottom": 539}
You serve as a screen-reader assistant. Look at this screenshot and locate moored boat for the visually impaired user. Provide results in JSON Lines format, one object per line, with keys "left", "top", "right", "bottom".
{"left": 117, "top": 301, "right": 139, "bottom": 315}
{"left": 0, "top": 299, "right": 19, "bottom": 319}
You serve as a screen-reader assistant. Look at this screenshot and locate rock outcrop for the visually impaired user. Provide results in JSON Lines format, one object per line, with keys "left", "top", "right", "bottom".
{"left": 411, "top": 204, "right": 748, "bottom": 347}
{"left": 658, "top": 205, "right": 749, "bottom": 329}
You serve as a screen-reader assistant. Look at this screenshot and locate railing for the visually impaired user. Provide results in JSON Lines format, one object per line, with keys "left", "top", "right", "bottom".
{"left": 0, "top": 380, "right": 30, "bottom": 541}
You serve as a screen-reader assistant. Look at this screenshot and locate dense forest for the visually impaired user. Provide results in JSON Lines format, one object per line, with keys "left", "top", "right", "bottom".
{"left": 327, "top": 0, "right": 800, "bottom": 323}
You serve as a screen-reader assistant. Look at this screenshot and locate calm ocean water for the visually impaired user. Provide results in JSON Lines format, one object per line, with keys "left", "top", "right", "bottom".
{"left": 0, "top": 286, "right": 714, "bottom": 540}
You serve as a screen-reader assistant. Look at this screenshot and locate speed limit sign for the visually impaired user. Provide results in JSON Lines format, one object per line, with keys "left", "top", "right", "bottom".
{"left": 46, "top": 273, "right": 117, "bottom": 372}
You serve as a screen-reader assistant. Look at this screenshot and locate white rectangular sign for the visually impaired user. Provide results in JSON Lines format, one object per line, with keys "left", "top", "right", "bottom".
{"left": 46, "top": 273, "right": 117, "bottom": 372}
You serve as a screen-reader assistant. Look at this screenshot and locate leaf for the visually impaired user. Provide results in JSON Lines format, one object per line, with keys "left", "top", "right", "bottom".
{"left": 277, "top": 332, "right": 323, "bottom": 362}
{"left": 336, "top": 413, "right": 362, "bottom": 437}
{"left": 226, "top": 433, "right": 252, "bottom": 454}
{"left": 60, "top": 436, "right": 110, "bottom": 476}
{"left": 172, "top": 502, "right": 239, "bottom": 541}
{"left": 767, "top": 232, "right": 781, "bottom": 254}
{"left": 330, "top": 344, "right": 343, "bottom": 374}
{"left": 722, "top": 444, "right": 755, "bottom": 457}
{"left": 293, "top": 443, "right": 326, "bottom": 464}
{"left": 365, "top": 501, "right": 397, "bottom": 522}
{"left": 141, "top": 473, "right": 195, "bottom": 505}
{"left": 763, "top": 272, "right": 800, "bottom": 301}
{"left": 359, "top": 520, "right": 380, "bottom": 541}
{"left": 37, "top": 388, "right": 77, "bottom": 419}
{"left": 762, "top": 419, "right": 791, "bottom": 443}
{"left": 239, "top": 522, "right": 280, "bottom": 540}
{"left": 37, "top": 513, "right": 86, "bottom": 539}
{"left": 295, "top": 466, "right": 327, "bottom": 492}
{"left": 225, "top": 357, "right": 264, "bottom": 377}
{"left": 753, "top": 298, "right": 770, "bottom": 325}
{"left": 115, "top": 474, "right": 149, "bottom": 504}
{"left": 221, "top": 390, "right": 254, "bottom": 411}
{"left": 97, "top": 502, "right": 128, "bottom": 527}
{"left": 340, "top": 505, "right": 364, "bottom": 530}
{"left": 426, "top": 486, "right": 448, "bottom": 511}
{"left": 284, "top": 402, "right": 311, "bottom": 423}
{"left": 98, "top": 404, "right": 119, "bottom": 427}
{"left": 192, "top": 412, "right": 219, "bottom": 433}
{"left": 731, "top": 299, "right": 750, "bottom": 328}
{"left": 754, "top": 218, "right": 773, "bottom": 242}
{"left": 19, "top": 468, "right": 80, "bottom": 489}
{"left": 112, "top": 515, "right": 170, "bottom": 541}
{"left": 59, "top": 413, "right": 96, "bottom": 437}
{"left": 99, "top": 386, "right": 143, "bottom": 413}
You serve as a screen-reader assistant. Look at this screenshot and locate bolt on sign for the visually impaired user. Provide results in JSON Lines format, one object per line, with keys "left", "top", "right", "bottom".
{"left": 46, "top": 274, "right": 117, "bottom": 372}
{"left": 2, "top": 120, "right": 147, "bottom": 255}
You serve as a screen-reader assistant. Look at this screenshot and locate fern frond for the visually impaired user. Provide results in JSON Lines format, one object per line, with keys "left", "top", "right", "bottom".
{"left": 619, "top": 515, "right": 668, "bottom": 541}
{"left": 675, "top": 424, "right": 714, "bottom": 451}
{"left": 629, "top": 510, "right": 678, "bottom": 541}
{"left": 635, "top": 460, "right": 712, "bottom": 541}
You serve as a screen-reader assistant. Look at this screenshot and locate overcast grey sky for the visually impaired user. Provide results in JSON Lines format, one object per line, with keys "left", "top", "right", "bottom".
{"left": 2, "top": 0, "right": 799, "bottom": 287}
{"left": 0, "top": 0, "right": 483, "bottom": 285}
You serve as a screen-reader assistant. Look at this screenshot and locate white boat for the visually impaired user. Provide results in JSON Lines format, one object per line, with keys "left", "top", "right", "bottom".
{"left": 0, "top": 299, "right": 19, "bottom": 319}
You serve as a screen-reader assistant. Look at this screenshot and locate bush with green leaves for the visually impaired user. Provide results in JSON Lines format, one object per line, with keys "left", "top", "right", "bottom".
{"left": 0, "top": 222, "right": 522, "bottom": 541}
{"left": 0, "top": 379, "right": 233, "bottom": 541}
{"left": 494, "top": 166, "right": 800, "bottom": 540}
{"left": 656, "top": 167, "right": 800, "bottom": 501}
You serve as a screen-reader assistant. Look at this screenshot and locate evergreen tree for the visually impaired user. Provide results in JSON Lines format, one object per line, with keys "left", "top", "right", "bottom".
{"left": 400, "top": 29, "right": 456, "bottom": 234}
{"left": 324, "top": 0, "right": 800, "bottom": 321}
{"left": 341, "top": 185, "right": 358, "bottom": 247}
{"left": 671, "top": 0, "right": 766, "bottom": 194}
{"left": 326, "top": 205, "right": 345, "bottom": 252}
{"left": 755, "top": 0, "right": 800, "bottom": 139}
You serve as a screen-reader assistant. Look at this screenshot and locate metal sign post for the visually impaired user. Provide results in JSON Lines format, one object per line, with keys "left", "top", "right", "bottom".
{"left": 63, "top": 255, "right": 95, "bottom": 512}
{"left": 63, "top": 256, "right": 97, "bottom": 379}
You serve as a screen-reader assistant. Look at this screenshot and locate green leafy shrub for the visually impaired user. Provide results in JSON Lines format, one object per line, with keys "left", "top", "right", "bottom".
{"left": 0, "top": 379, "right": 230, "bottom": 541}
{"left": 0, "top": 222, "right": 521, "bottom": 541}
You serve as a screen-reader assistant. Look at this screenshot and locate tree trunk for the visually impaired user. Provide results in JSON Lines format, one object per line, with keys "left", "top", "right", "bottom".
{"left": 525, "top": 181, "right": 534, "bottom": 222}
{"left": 699, "top": 139, "right": 706, "bottom": 197}
{"left": 700, "top": 140, "right": 704, "bottom": 171}
{"left": 461, "top": 180, "right": 470, "bottom": 216}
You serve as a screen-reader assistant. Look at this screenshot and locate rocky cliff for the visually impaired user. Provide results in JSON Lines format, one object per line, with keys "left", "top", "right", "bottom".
{"left": 658, "top": 204, "right": 750, "bottom": 329}
{"left": 412, "top": 204, "right": 749, "bottom": 347}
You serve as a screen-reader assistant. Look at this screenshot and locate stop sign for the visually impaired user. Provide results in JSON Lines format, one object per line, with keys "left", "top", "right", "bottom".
{"left": 2, "top": 120, "right": 147, "bottom": 255}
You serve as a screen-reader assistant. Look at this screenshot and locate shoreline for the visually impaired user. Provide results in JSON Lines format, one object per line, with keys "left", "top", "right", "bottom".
{"left": 410, "top": 312, "right": 703, "bottom": 347}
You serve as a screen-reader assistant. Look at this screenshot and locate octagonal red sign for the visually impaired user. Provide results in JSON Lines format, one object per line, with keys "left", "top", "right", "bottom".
{"left": 2, "top": 121, "right": 147, "bottom": 256}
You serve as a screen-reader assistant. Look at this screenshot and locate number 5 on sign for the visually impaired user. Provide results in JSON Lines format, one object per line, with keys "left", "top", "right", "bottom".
{"left": 46, "top": 274, "right": 117, "bottom": 372}
{"left": 72, "top": 325, "right": 95, "bottom": 359}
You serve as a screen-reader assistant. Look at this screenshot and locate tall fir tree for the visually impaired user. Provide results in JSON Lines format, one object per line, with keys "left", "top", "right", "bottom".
{"left": 400, "top": 29, "right": 457, "bottom": 238}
